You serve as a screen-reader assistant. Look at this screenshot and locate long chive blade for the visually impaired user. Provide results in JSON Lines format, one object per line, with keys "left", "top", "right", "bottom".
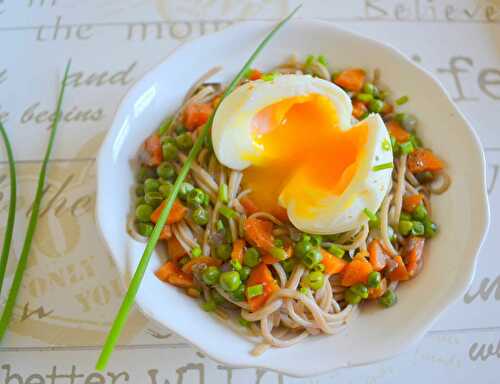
{"left": 0, "top": 121, "right": 16, "bottom": 296}
{"left": 0, "top": 60, "right": 71, "bottom": 340}
{"left": 95, "top": 5, "right": 301, "bottom": 371}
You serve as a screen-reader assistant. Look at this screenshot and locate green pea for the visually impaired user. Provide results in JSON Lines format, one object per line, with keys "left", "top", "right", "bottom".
{"left": 201, "top": 299, "right": 217, "bottom": 312}
{"left": 310, "top": 235, "right": 322, "bottom": 246}
{"left": 144, "top": 178, "right": 160, "bottom": 192}
{"left": 369, "top": 99, "right": 384, "bottom": 113}
{"left": 162, "top": 142, "right": 178, "bottom": 160}
{"left": 231, "top": 284, "right": 246, "bottom": 301}
{"left": 367, "top": 271, "right": 381, "bottom": 288}
{"left": 243, "top": 247, "right": 261, "bottom": 267}
{"left": 301, "top": 234, "right": 311, "bottom": 242}
{"left": 179, "top": 182, "right": 194, "bottom": 200}
{"left": 202, "top": 266, "right": 220, "bottom": 285}
{"left": 294, "top": 240, "right": 312, "bottom": 259}
{"left": 157, "top": 162, "right": 176, "bottom": 180}
{"left": 379, "top": 289, "right": 397, "bottom": 308}
{"left": 135, "top": 204, "right": 153, "bottom": 222}
{"left": 136, "top": 197, "right": 146, "bottom": 206}
{"left": 158, "top": 183, "right": 173, "bottom": 198}
{"left": 344, "top": 289, "right": 362, "bottom": 305}
{"left": 413, "top": 204, "right": 428, "bottom": 221}
{"left": 411, "top": 221, "right": 425, "bottom": 236}
{"left": 187, "top": 188, "right": 206, "bottom": 208}
{"left": 274, "top": 239, "right": 284, "bottom": 248}
{"left": 302, "top": 248, "right": 323, "bottom": 269}
{"left": 270, "top": 246, "right": 288, "bottom": 261}
{"left": 239, "top": 266, "right": 251, "bottom": 281}
{"left": 144, "top": 191, "right": 163, "bottom": 208}
{"left": 281, "top": 258, "right": 296, "bottom": 274}
{"left": 399, "top": 220, "right": 413, "bottom": 236}
{"left": 219, "top": 271, "right": 241, "bottom": 292}
{"left": 212, "top": 290, "right": 226, "bottom": 305}
{"left": 176, "top": 133, "right": 193, "bottom": 150}
{"left": 192, "top": 207, "right": 209, "bottom": 226}
{"left": 215, "top": 244, "right": 232, "bottom": 261}
{"left": 424, "top": 220, "right": 438, "bottom": 238}
{"left": 350, "top": 283, "right": 369, "bottom": 299}
{"left": 134, "top": 184, "right": 145, "bottom": 198}
{"left": 312, "top": 263, "right": 325, "bottom": 273}
{"left": 363, "top": 82, "right": 379, "bottom": 97}
{"left": 356, "top": 93, "right": 373, "bottom": 103}
{"left": 304, "top": 271, "right": 324, "bottom": 290}
{"left": 175, "top": 125, "right": 187, "bottom": 135}
{"left": 137, "top": 166, "right": 156, "bottom": 182}
{"left": 137, "top": 222, "right": 153, "bottom": 237}
{"left": 191, "top": 246, "right": 202, "bottom": 258}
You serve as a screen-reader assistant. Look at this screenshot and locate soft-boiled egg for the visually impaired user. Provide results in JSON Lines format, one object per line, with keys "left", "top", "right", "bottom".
{"left": 211, "top": 74, "right": 392, "bottom": 234}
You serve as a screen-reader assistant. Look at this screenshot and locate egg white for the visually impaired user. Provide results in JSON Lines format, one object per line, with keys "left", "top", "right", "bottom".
{"left": 211, "top": 74, "right": 393, "bottom": 234}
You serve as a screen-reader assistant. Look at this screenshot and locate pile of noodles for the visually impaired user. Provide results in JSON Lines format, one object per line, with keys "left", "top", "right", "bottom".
{"left": 128, "top": 58, "right": 451, "bottom": 355}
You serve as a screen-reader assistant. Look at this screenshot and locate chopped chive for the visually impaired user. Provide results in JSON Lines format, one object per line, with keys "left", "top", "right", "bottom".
{"left": 399, "top": 140, "right": 414, "bottom": 155}
{"left": 395, "top": 95, "right": 409, "bottom": 105}
{"left": 218, "top": 183, "right": 228, "bottom": 203}
{"left": 0, "top": 60, "right": 71, "bottom": 341}
{"left": 372, "top": 162, "right": 394, "bottom": 172}
{"left": 191, "top": 246, "right": 202, "bottom": 258}
{"left": 305, "top": 54, "right": 314, "bottom": 67}
{"left": 0, "top": 121, "right": 16, "bottom": 297}
{"left": 230, "top": 260, "right": 242, "bottom": 271}
{"left": 157, "top": 116, "right": 174, "bottom": 136}
{"left": 299, "top": 287, "right": 310, "bottom": 295}
{"left": 238, "top": 317, "right": 250, "bottom": 327}
{"left": 327, "top": 244, "right": 345, "bottom": 259}
{"left": 381, "top": 139, "right": 391, "bottom": 152}
{"left": 247, "top": 284, "right": 264, "bottom": 298}
{"left": 216, "top": 219, "right": 225, "bottom": 232}
{"left": 95, "top": 6, "right": 302, "bottom": 370}
{"left": 317, "top": 54, "right": 328, "bottom": 66}
{"left": 219, "top": 205, "right": 237, "bottom": 219}
{"left": 363, "top": 208, "right": 378, "bottom": 222}
{"left": 262, "top": 72, "right": 278, "bottom": 81}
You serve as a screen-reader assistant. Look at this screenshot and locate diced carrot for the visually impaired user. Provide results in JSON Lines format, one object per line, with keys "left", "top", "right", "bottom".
{"left": 144, "top": 133, "right": 162, "bottom": 166}
{"left": 407, "top": 148, "right": 444, "bottom": 174}
{"left": 404, "top": 237, "right": 425, "bottom": 277}
{"left": 211, "top": 95, "right": 221, "bottom": 108}
{"left": 246, "top": 263, "right": 279, "bottom": 311}
{"left": 181, "top": 256, "right": 221, "bottom": 274}
{"left": 183, "top": 103, "right": 213, "bottom": 131}
{"left": 341, "top": 258, "right": 373, "bottom": 286}
{"left": 167, "top": 273, "right": 194, "bottom": 288}
{"left": 388, "top": 255, "right": 410, "bottom": 281}
{"left": 248, "top": 69, "right": 262, "bottom": 80}
{"left": 368, "top": 277, "right": 387, "bottom": 299}
{"left": 155, "top": 261, "right": 177, "bottom": 281}
{"left": 334, "top": 68, "right": 366, "bottom": 92}
{"left": 159, "top": 224, "right": 172, "bottom": 240}
{"left": 167, "top": 237, "right": 187, "bottom": 263}
{"left": 239, "top": 196, "right": 259, "bottom": 215}
{"left": 381, "top": 102, "right": 394, "bottom": 116}
{"left": 244, "top": 217, "right": 274, "bottom": 252}
{"left": 231, "top": 239, "right": 245, "bottom": 264}
{"left": 386, "top": 120, "right": 410, "bottom": 143}
{"left": 320, "top": 249, "right": 347, "bottom": 275}
{"left": 368, "top": 239, "right": 388, "bottom": 271}
{"left": 403, "top": 194, "right": 424, "bottom": 213}
{"left": 151, "top": 199, "right": 187, "bottom": 225}
{"left": 352, "top": 100, "right": 368, "bottom": 119}
{"left": 274, "top": 206, "right": 289, "bottom": 222}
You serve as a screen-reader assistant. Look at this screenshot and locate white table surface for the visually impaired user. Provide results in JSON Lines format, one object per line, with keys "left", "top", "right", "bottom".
{"left": 0, "top": 1, "right": 499, "bottom": 383}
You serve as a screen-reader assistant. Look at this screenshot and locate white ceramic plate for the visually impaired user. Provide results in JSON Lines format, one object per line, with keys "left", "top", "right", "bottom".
{"left": 96, "top": 19, "right": 489, "bottom": 377}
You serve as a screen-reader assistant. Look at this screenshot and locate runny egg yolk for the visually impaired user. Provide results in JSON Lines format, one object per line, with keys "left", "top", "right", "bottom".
{"left": 242, "top": 93, "right": 369, "bottom": 220}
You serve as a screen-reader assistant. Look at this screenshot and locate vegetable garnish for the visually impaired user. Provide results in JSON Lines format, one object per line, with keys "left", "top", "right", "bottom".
{"left": 395, "top": 95, "right": 409, "bottom": 105}
{"left": 0, "top": 60, "right": 71, "bottom": 340}
{"left": 0, "top": 121, "right": 16, "bottom": 296}
{"left": 95, "top": 5, "right": 302, "bottom": 371}
{"left": 372, "top": 162, "right": 394, "bottom": 171}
